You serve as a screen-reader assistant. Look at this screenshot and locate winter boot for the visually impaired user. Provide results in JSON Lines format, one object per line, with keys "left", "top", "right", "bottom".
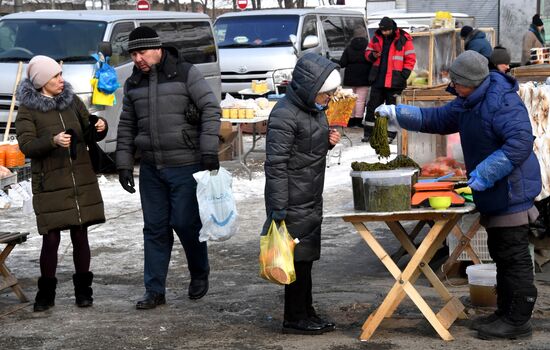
{"left": 73, "top": 271, "right": 94, "bottom": 307}
{"left": 33, "top": 276, "right": 57, "bottom": 312}
{"left": 477, "top": 287, "right": 537, "bottom": 340}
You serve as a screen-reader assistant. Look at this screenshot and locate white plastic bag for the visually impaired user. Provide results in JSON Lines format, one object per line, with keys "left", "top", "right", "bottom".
{"left": 193, "top": 167, "right": 238, "bottom": 242}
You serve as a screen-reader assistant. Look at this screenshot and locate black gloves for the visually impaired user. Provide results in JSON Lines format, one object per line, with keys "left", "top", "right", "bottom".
{"left": 271, "top": 210, "right": 287, "bottom": 222}
{"left": 64, "top": 129, "right": 78, "bottom": 160}
{"left": 201, "top": 154, "right": 220, "bottom": 171}
{"left": 118, "top": 169, "right": 135, "bottom": 194}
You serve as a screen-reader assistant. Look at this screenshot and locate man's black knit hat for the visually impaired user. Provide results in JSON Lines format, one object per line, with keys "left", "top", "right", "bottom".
{"left": 533, "top": 14, "right": 544, "bottom": 27}
{"left": 379, "top": 17, "right": 395, "bottom": 31}
{"left": 490, "top": 45, "right": 511, "bottom": 66}
{"left": 460, "top": 26, "right": 473, "bottom": 38}
{"left": 127, "top": 26, "right": 162, "bottom": 52}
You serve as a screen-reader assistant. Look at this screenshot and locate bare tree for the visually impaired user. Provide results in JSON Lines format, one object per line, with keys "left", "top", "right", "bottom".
{"left": 296, "top": 0, "right": 304, "bottom": 8}
{"left": 191, "top": 0, "right": 196, "bottom": 12}
{"left": 283, "top": 0, "right": 293, "bottom": 8}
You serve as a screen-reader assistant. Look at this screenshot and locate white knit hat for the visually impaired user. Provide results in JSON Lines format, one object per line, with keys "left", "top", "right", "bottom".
{"left": 27, "top": 55, "right": 62, "bottom": 89}
{"left": 318, "top": 69, "right": 341, "bottom": 93}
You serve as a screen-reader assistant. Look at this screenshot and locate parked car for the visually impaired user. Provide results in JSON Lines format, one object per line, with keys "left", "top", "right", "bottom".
{"left": 0, "top": 10, "right": 221, "bottom": 153}
{"left": 214, "top": 8, "right": 367, "bottom": 95}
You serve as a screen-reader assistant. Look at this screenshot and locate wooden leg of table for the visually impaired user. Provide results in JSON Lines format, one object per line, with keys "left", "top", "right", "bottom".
{"left": 390, "top": 220, "right": 427, "bottom": 263}
{"left": 402, "top": 281, "right": 454, "bottom": 341}
{"left": 387, "top": 221, "right": 467, "bottom": 320}
{"left": 360, "top": 281, "right": 405, "bottom": 340}
{"left": 442, "top": 218, "right": 482, "bottom": 275}
{"left": 0, "top": 244, "right": 29, "bottom": 303}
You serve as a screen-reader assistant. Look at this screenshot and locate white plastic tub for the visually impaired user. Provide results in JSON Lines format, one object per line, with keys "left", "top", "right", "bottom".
{"left": 466, "top": 264, "right": 497, "bottom": 307}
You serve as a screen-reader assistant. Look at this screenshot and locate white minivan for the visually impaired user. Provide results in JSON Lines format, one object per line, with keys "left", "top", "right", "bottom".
{"left": 0, "top": 10, "right": 221, "bottom": 153}
{"left": 214, "top": 8, "right": 367, "bottom": 95}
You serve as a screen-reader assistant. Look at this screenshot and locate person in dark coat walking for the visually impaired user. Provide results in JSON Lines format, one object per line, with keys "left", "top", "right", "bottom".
{"left": 16, "top": 55, "right": 107, "bottom": 312}
{"left": 340, "top": 26, "right": 371, "bottom": 128}
{"left": 460, "top": 26, "right": 493, "bottom": 59}
{"left": 116, "top": 27, "right": 221, "bottom": 309}
{"left": 375, "top": 51, "right": 540, "bottom": 340}
{"left": 362, "top": 16, "right": 416, "bottom": 143}
{"left": 264, "top": 53, "right": 341, "bottom": 335}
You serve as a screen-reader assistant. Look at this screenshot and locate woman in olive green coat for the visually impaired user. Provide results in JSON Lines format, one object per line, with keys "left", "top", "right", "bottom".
{"left": 15, "top": 55, "right": 107, "bottom": 312}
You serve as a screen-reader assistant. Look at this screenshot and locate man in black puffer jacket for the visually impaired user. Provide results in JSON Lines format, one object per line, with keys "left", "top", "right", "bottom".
{"left": 264, "top": 53, "right": 341, "bottom": 335}
{"left": 116, "top": 26, "right": 221, "bottom": 309}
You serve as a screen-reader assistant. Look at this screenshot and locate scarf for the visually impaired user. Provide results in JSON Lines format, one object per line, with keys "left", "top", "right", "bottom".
{"left": 529, "top": 24, "right": 545, "bottom": 45}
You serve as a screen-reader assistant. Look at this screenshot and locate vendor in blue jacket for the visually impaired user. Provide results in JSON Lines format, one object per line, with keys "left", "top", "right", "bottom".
{"left": 376, "top": 50, "right": 541, "bottom": 340}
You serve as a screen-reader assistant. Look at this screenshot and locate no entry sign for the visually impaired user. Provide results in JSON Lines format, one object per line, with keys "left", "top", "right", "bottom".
{"left": 136, "top": 0, "right": 150, "bottom": 11}
{"left": 237, "top": 0, "right": 248, "bottom": 10}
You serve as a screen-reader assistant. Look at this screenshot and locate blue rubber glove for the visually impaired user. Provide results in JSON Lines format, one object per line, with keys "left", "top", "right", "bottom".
{"left": 467, "top": 170, "right": 491, "bottom": 192}
{"left": 467, "top": 150, "right": 514, "bottom": 191}
{"left": 395, "top": 104, "right": 422, "bottom": 131}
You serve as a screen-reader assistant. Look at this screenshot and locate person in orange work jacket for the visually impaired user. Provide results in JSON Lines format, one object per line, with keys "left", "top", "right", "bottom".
{"left": 361, "top": 16, "right": 416, "bottom": 143}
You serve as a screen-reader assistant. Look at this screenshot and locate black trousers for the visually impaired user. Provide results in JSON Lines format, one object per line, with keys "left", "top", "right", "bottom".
{"left": 486, "top": 224, "right": 537, "bottom": 322}
{"left": 284, "top": 261, "right": 315, "bottom": 322}
{"left": 364, "top": 87, "right": 402, "bottom": 138}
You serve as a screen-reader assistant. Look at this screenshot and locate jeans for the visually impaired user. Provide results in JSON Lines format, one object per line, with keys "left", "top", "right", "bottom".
{"left": 139, "top": 162, "right": 209, "bottom": 294}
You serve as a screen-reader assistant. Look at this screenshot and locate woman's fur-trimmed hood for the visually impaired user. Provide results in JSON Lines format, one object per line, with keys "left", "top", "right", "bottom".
{"left": 17, "top": 78, "right": 74, "bottom": 113}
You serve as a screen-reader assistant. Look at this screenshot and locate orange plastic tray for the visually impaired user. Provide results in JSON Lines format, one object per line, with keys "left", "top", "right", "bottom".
{"left": 411, "top": 190, "right": 465, "bottom": 206}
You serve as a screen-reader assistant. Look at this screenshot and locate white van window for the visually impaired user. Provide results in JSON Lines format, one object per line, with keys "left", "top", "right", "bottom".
{"left": 109, "top": 22, "right": 134, "bottom": 67}
{"left": 321, "top": 16, "right": 347, "bottom": 51}
{"left": 0, "top": 19, "right": 106, "bottom": 62}
{"left": 214, "top": 15, "right": 299, "bottom": 48}
{"left": 301, "top": 15, "right": 318, "bottom": 48}
{"left": 146, "top": 21, "right": 217, "bottom": 64}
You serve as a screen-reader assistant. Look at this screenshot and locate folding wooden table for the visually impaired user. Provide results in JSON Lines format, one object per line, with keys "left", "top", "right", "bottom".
{"left": 325, "top": 204, "right": 476, "bottom": 341}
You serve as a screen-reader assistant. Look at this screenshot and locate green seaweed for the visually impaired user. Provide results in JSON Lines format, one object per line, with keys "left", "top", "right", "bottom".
{"left": 369, "top": 114, "right": 391, "bottom": 159}
{"left": 351, "top": 155, "right": 420, "bottom": 171}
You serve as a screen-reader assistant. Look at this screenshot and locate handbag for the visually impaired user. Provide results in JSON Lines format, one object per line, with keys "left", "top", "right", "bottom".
{"left": 70, "top": 104, "right": 116, "bottom": 174}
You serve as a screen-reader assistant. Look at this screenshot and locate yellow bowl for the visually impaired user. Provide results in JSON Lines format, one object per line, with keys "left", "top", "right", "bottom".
{"left": 429, "top": 196, "right": 452, "bottom": 210}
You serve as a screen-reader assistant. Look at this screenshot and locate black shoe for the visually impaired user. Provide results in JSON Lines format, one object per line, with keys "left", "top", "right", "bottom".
{"left": 361, "top": 137, "right": 370, "bottom": 143}
{"left": 309, "top": 315, "right": 336, "bottom": 332}
{"left": 136, "top": 292, "right": 166, "bottom": 310}
{"left": 388, "top": 131, "right": 397, "bottom": 144}
{"left": 282, "top": 319, "right": 325, "bottom": 335}
{"left": 477, "top": 318, "right": 532, "bottom": 340}
{"left": 470, "top": 312, "right": 501, "bottom": 331}
{"left": 188, "top": 278, "right": 209, "bottom": 300}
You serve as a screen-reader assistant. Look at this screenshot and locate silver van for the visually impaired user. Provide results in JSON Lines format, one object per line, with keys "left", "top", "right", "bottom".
{"left": 0, "top": 10, "right": 221, "bottom": 153}
{"left": 214, "top": 8, "right": 367, "bottom": 95}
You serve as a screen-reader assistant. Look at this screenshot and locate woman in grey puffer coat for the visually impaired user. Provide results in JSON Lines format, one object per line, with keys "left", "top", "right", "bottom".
{"left": 264, "top": 53, "right": 341, "bottom": 335}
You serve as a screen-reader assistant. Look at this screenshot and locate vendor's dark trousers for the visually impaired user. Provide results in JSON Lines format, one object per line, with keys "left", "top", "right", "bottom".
{"left": 364, "top": 87, "right": 402, "bottom": 139}
{"left": 486, "top": 225, "right": 537, "bottom": 324}
{"left": 284, "top": 261, "right": 315, "bottom": 322}
{"left": 139, "top": 162, "right": 209, "bottom": 295}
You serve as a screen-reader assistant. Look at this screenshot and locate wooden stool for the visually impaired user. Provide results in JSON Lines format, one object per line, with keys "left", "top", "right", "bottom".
{"left": 0, "top": 231, "right": 30, "bottom": 315}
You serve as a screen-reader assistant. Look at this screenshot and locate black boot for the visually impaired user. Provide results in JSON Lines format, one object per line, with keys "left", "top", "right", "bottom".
{"left": 73, "top": 272, "right": 94, "bottom": 307}
{"left": 477, "top": 288, "right": 537, "bottom": 340}
{"left": 33, "top": 277, "right": 57, "bottom": 312}
{"left": 470, "top": 287, "right": 509, "bottom": 331}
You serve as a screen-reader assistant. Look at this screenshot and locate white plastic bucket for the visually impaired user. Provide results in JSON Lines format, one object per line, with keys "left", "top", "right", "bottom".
{"left": 466, "top": 264, "right": 497, "bottom": 307}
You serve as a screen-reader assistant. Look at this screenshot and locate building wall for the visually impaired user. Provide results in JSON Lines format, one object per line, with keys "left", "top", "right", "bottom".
{"left": 499, "top": 0, "right": 537, "bottom": 63}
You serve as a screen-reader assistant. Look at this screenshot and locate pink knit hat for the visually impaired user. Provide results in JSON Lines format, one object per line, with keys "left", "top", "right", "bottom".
{"left": 27, "top": 55, "right": 62, "bottom": 89}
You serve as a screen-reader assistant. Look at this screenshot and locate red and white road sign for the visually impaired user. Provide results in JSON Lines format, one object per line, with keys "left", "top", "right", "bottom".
{"left": 237, "top": 0, "right": 248, "bottom": 10}
{"left": 136, "top": 0, "right": 150, "bottom": 11}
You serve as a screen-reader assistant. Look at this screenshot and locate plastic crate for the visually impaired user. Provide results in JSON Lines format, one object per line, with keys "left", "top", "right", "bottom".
{"left": 9, "top": 163, "right": 31, "bottom": 182}
{"left": 447, "top": 214, "right": 492, "bottom": 261}
{"left": 0, "top": 173, "right": 17, "bottom": 189}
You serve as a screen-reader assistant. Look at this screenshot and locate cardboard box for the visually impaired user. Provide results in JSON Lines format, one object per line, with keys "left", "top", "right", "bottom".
{"left": 219, "top": 121, "right": 238, "bottom": 161}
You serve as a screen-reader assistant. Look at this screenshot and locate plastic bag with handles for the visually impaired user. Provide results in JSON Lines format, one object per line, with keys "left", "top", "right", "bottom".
{"left": 193, "top": 167, "right": 238, "bottom": 242}
{"left": 259, "top": 220, "right": 298, "bottom": 285}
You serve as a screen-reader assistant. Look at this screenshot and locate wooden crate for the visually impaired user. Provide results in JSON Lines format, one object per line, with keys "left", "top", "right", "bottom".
{"left": 511, "top": 64, "right": 550, "bottom": 83}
